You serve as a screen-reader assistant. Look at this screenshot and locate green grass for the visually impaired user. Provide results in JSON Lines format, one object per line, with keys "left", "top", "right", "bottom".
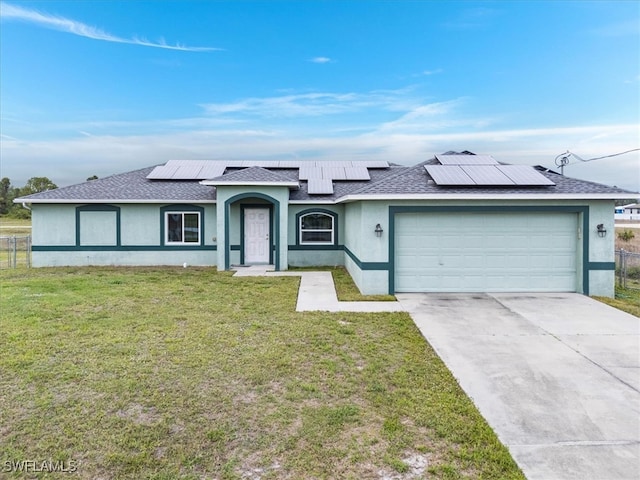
{"left": 594, "top": 287, "right": 640, "bottom": 317}
{"left": 0, "top": 217, "right": 32, "bottom": 236}
{"left": 0, "top": 267, "right": 524, "bottom": 479}
{"left": 290, "top": 266, "right": 396, "bottom": 301}
{"left": 0, "top": 217, "right": 32, "bottom": 268}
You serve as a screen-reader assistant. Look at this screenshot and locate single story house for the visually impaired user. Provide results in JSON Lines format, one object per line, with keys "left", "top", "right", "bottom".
{"left": 15, "top": 152, "right": 633, "bottom": 297}
{"left": 615, "top": 203, "right": 640, "bottom": 221}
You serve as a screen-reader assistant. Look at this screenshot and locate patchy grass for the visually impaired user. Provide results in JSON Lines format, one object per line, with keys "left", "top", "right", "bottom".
{"left": 0, "top": 218, "right": 31, "bottom": 269}
{"left": 0, "top": 217, "right": 32, "bottom": 236}
{"left": 594, "top": 287, "right": 640, "bottom": 317}
{"left": 0, "top": 267, "right": 523, "bottom": 479}
{"left": 615, "top": 226, "right": 640, "bottom": 253}
{"left": 331, "top": 267, "right": 396, "bottom": 302}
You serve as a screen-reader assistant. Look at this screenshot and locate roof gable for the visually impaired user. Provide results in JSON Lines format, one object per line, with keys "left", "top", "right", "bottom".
{"left": 202, "top": 166, "right": 299, "bottom": 187}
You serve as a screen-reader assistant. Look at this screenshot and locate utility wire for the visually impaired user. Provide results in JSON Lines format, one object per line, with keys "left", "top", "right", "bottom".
{"left": 568, "top": 148, "right": 640, "bottom": 163}
{"left": 554, "top": 148, "right": 639, "bottom": 174}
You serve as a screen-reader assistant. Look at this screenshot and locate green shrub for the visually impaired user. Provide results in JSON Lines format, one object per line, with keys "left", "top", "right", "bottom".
{"left": 618, "top": 230, "right": 635, "bottom": 242}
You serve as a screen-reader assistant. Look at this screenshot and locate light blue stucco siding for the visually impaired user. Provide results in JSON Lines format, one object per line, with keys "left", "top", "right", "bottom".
{"left": 32, "top": 204, "right": 76, "bottom": 246}
{"left": 215, "top": 186, "right": 290, "bottom": 271}
{"left": 587, "top": 201, "right": 616, "bottom": 297}
{"left": 31, "top": 203, "right": 217, "bottom": 267}
{"left": 343, "top": 201, "right": 389, "bottom": 294}
{"left": 287, "top": 204, "right": 345, "bottom": 267}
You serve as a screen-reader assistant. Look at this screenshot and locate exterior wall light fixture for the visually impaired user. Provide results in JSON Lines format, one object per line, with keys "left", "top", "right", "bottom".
{"left": 596, "top": 224, "right": 607, "bottom": 237}
{"left": 375, "top": 224, "right": 383, "bottom": 237}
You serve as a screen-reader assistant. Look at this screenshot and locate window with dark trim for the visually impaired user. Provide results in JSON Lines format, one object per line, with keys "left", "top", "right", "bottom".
{"left": 299, "top": 212, "right": 334, "bottom": 244}
{"left": 165, "top": 212, "right": 201, "bottom": 244}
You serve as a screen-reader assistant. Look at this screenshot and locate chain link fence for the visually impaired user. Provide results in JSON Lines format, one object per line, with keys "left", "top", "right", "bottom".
{"left": 0, "top": 235, "right": 32, "bottom": 268}
{"left": 616, "top": 249, "right": 640, "bottom": 289}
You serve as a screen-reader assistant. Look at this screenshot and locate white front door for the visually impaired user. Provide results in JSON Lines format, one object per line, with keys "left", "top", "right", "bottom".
{"left": 244, "top": 208, "right": 270, "bottom": 264}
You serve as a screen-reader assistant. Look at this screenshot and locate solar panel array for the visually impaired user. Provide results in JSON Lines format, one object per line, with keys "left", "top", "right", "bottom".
{"left": 147, "top": 159, "right": 388, "bottom": 181}
{"left": 146, "top": 159, "right": 389, "bottom": 195}
{"left": 426, "top": 156, "right": 555, "bottom": 187}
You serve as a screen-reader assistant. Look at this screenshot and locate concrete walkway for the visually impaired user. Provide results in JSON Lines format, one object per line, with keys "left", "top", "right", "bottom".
{"left": 232, "top": 265, "right": 404, "bottom": 312}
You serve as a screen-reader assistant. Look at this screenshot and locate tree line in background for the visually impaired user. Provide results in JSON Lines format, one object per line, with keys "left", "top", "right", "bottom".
{"left": 1, "top": 177, "right": 58, "bottom": 218}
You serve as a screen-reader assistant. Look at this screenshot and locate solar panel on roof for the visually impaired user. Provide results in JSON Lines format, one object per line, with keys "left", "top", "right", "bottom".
{"left": 146, "top": 165, "right": 180, "bottom": 179}
{"left": 322, "top": 167, "right": 347, "bottom": 180}
{"left": 298, "top": 166, "right": 323, "bottom": 180}
{"left": 425, "top": 165, "right": 475, "bottom": 185}
{"left": 497, "top": 165, "right": 556, "bottom": 186}
{"left": 313, "top": 161, "right": 344, "bottom": 168}
{"left": 426, "top": 164, "right": 556, "bottom": 187}
{"left": 461, "top": 165, "right": 514, "bottom": 185}
{"left": 436, "top": 154, "right": 498, "bottom": 165}
{"left": 361, "top": 160, "right": 390, "bottom": 168}
{"left": 344, "top": 166, "right": 370, "bottom": 180}
{"left": 146, "top": 158, "right": 389, "bottom": 181}
{"left": 307, "top": 178, "right": 334, "bottom": 194}
{"left": 276, "top": 161, "right": 302, "bottom": 168}
{"left": 172, "top": 165, "right": 205, "bottom": 179}
{"left": 199, "top": 164, "right": 227, "bottom": 179}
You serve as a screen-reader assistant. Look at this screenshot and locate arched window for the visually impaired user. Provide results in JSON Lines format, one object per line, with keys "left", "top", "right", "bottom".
{"left": 299, "top": 212, "right": 334, "bottom": 244}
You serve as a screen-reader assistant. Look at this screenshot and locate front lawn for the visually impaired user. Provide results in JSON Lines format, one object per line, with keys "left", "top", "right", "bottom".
{"left": 0, "top": 267, "right": 523, "bottom": 479}
{"left": 594, "top": 287, "right": 640, "bottom": 317}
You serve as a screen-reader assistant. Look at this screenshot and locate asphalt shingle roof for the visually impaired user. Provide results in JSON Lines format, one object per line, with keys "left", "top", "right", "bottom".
{"left": 17, "top": 166, "right": 216, "bottom": 202}
{"left": 207, "top": 166, "right": 297, "bottom": 184}
{"left": 17, "top": 157, "right": 634, "bottom": 203}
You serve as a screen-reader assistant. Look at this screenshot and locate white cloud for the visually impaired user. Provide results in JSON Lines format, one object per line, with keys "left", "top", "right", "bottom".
{"left": 420, "top": 68, "right": 443, "bottom": 76}
{"left": 2, "top": 87, "right": 638, "bottom": 192}
{"left": 3, "top": 120, "right": 639, "bottom": 193}
{"left": 309, "top": 56, "right": 332, "bottom": 63}
{"left": 199, "top": 90, "right": 416, "bottom": 118}
{"left": 0, "top": 2, "right": 220, "bottom": 51}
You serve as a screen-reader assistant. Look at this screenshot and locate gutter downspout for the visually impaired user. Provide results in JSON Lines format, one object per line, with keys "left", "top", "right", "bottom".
{"left": 21, "top": 202, "right": 31, "bottom": 211}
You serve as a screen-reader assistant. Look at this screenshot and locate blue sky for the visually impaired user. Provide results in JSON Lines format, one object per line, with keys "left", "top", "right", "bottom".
{"left": 1, "top": 0, "right": 639, "bottom": 191}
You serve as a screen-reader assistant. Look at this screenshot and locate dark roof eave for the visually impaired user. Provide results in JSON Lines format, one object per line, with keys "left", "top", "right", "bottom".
{"left": 14, "top": 198, "right": 217, "bottom": 204}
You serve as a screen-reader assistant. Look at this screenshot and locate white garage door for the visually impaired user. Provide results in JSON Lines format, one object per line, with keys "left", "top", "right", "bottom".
{"left": 395, "top": 212, "right": 578, "bottom": 292}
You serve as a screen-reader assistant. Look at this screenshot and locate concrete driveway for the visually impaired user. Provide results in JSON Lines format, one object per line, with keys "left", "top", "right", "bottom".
{"left": 396, "top": 292, "right": 640, "bottom": 480}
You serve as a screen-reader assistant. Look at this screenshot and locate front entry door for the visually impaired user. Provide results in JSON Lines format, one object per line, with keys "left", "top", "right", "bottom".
{"left": 244, "top": 208, "right": 270, "bottom": 264}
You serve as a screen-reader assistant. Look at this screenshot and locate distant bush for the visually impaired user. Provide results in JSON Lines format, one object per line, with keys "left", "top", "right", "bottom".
{"left": 618, "top": 230, "right": 636, "bottom": 242}
{"left": 627, "top": 267, "right": 640, "bottom": 280}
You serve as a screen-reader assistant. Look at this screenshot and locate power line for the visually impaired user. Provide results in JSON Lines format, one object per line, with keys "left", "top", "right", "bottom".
{"left": 569, "top": 148, "right": 640, "bottom": 163}
{"left": 554, "top": 148, "right": 640, "bottom": 175}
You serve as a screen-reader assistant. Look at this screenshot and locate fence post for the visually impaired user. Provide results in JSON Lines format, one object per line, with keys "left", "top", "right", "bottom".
{"left": 11, "top": 236, "right": 17, "bottom": 269}
{"left": 621, "top": 249, "right": 627, "bottom": 289}
{"left": 27, "top": 235, "right": 32, "bottom": 268}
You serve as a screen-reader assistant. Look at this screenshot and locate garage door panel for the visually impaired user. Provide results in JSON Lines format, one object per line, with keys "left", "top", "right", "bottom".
{"left": 395, "top": 212, "right": 578, "bottom": 292}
